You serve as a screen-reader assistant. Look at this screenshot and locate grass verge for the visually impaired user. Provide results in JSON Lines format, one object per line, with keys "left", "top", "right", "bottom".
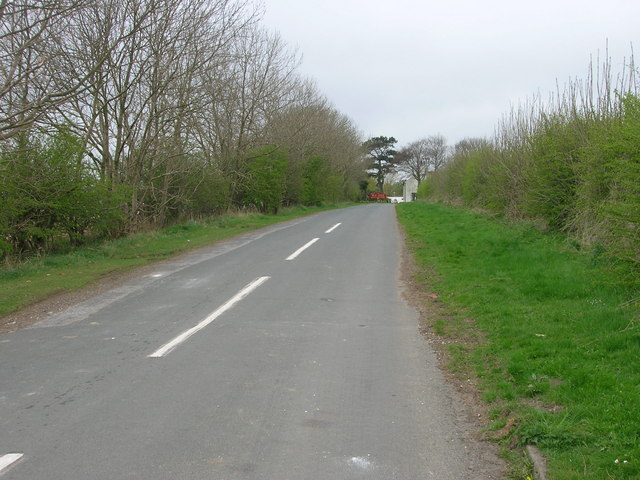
{"left": 0, "top": 204, "right": 347, "bottom": 317}
{"left": 396, "top": 201, "right": 640, "bottom": 480}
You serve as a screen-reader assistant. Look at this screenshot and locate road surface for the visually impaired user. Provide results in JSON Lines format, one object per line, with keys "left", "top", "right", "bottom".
{"left": 0, "top": 204, "right": 503, "bottom": 479}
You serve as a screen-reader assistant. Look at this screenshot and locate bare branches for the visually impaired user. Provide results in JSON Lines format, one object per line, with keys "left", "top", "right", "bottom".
{"left": 1, "top": 0, "right": 366, "bottom": 240}
{"left": 397, "top": 135, "right": 450, "bottom": 184}
{"left": 0, "top": 1, "right": 106, "bottom": 140}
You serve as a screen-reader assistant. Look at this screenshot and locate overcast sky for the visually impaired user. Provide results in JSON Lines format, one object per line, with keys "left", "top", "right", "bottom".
{"left": 261, "top": 0, "right": 640, "bottom": 148}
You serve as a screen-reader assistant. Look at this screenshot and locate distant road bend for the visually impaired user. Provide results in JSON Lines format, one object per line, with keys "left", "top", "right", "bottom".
{"left": 0, "top": 204, "right": 503, "bottom": 479}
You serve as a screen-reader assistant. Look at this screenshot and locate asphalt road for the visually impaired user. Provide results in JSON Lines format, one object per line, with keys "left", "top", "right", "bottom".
{"left": 0, "top": 204, "right": 503, "bottom": 479}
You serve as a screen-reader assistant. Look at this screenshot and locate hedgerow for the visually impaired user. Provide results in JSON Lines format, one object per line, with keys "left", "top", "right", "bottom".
{"left": 425, "top": 53, "right": 640, "bottom": 288}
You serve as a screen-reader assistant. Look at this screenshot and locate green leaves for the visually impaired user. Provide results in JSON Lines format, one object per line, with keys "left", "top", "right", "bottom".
{"left": 363, "top": 136, "right": 398, "bottom": 191}
{"left": 0, "top": 128, "right": 126, "bottom": 257}
{"left": 243, "top": 146, "right": 288, "bottom": 214}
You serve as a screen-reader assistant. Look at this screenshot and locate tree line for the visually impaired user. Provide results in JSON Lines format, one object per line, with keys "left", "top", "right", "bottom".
{"left": 0, "top": 0, "right": 365, "bottom": 259}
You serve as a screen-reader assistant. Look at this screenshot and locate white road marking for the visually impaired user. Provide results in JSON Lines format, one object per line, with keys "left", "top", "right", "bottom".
{"left": 285, "top": 238, "right": 319, "bottom": 260}
{"left": 325, "top": 223, "right": 342, "bottom": 233}
{"left": 0, "top": 453, "right": 24, "bottom": 474}
{"left": 148, "top": 276, "right": 270, "bottom": 358}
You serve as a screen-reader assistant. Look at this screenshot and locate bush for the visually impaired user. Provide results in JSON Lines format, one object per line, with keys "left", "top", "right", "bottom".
{"left": 189, "top": 169, "right": 232, "bottom": 217}
{"left": 0, "top": 128, "right": 126, "bottom": 257}
{"left": 302, "top": 156, "right": 326, "bottom": 206}
{"left": 520, "top": 117, "right": 583, "bottom": 230}
{"left": 594, "top": 94, "right": 640, "bottom": 278}
{"left": 242, "top": 146, "right": 288, "bottom": 214}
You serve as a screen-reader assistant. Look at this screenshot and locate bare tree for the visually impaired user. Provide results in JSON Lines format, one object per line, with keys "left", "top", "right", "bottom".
{"left": 197, "top": 25, "right": 302, "bottom": 199}
{"left": 0, "top": 0, "right": 91, "bottom": 140}
{"left": 396, "top": 138, "right": 430, "bottom": 184}
{"left": 1, "top": 0, "right": 367, "bottom": 238}
{"left": 264, "top": 94, "right": 364, "bottom": 203}
{"left": 426, "top": 134, "right": 449, "bottom": 171}
{"left": 453, "top": 137, "right": 492, "bottom": 157}
{"left": 53, "top": 0, "right": 259, "bottom": 225}
{"left": 49, "top": 0, "right": 162, "bottom": 183}
{"left": 397, "top": 134, "right": 449, "bottom": 184}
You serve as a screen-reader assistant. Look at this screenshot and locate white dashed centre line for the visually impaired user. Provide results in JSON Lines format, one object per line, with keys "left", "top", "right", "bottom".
{"left": 0, "top": 453, "right": 24, "bottom": 474}
{"left": 148, "top": 276, "right": 270, "bottom": 358}
{"left": 325, "top": 223, "right": 341, "bottom": 233}
{"left": 285, "top": 238, "right": 319, "bottom": 260}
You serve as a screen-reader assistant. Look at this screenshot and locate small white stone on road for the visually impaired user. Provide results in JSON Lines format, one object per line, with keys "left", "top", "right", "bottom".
{"left": 349, "top": 456, "right": 373, "bottom": 470}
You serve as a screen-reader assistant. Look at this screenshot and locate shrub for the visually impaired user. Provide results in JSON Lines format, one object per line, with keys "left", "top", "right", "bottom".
{"left": 242, "top": 146, "right": 288, "bottom": 214}
{"left": 0, "top": 128, "right": 126, "bottom": 257}
{"left": 421, "top": 52, "right": 640, "bottom": 287}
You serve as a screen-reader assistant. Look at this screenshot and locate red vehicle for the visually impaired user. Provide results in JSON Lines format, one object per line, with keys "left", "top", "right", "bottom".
{"left": 368, "top": 192, "right": 388, "bottom": 202}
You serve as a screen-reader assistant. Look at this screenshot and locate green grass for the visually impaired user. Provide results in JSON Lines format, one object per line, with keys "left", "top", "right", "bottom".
{"left": 0, "top": 205, "right": 348, "bottom": 316}
{"left": 397, "top": 201, "right": 640, "bottom": 480}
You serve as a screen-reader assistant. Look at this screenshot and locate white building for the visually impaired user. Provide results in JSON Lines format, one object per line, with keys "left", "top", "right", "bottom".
{"left": 403, "top": 178, "right": 418, "bottom": 202}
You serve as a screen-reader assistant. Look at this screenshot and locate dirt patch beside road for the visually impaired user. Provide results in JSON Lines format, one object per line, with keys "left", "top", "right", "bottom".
{"left": 0, "top": 264, "right": 159, "bottom": 335}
